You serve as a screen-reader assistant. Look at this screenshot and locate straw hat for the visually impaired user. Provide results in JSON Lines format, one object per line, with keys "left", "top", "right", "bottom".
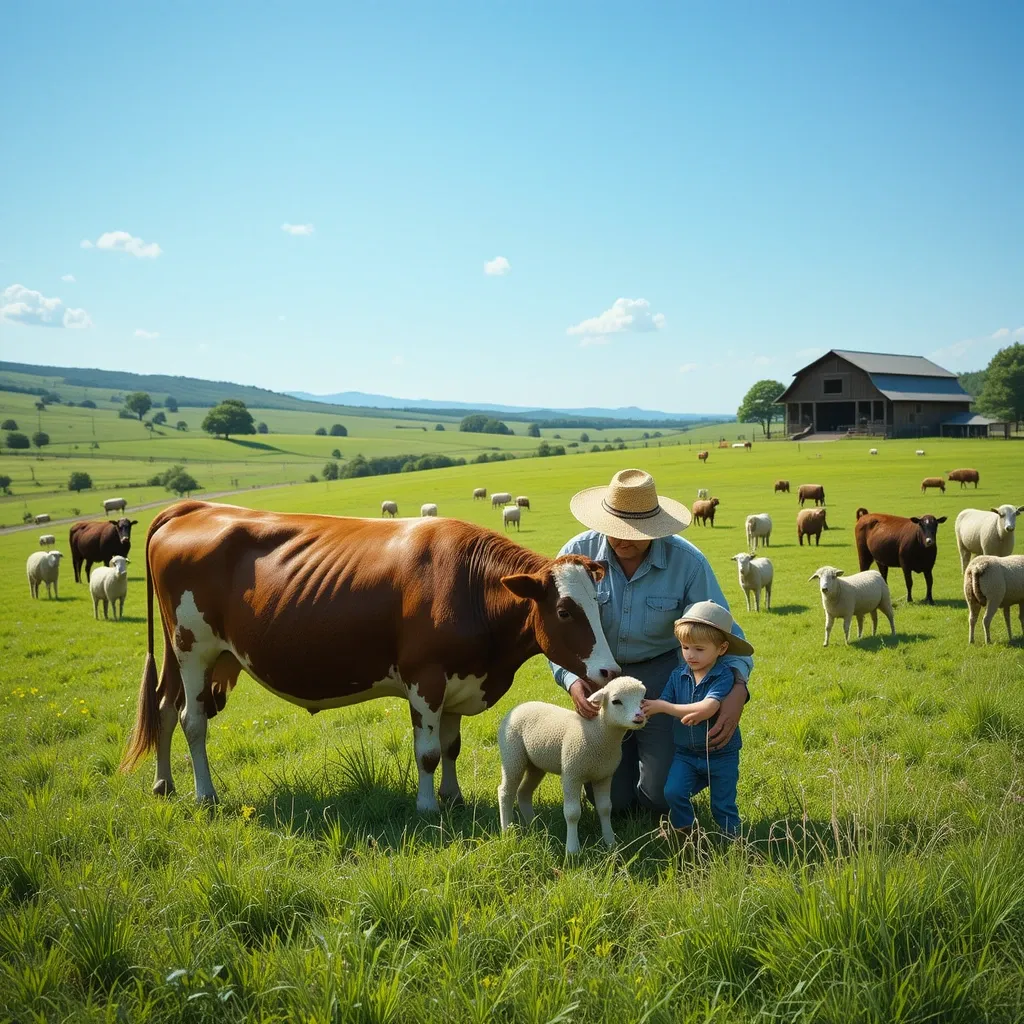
{"left": 674, "top": 600, "right": 754, "bottom": 656}
{"left": 569, "top": 468, "right": 691, "bottom": 541}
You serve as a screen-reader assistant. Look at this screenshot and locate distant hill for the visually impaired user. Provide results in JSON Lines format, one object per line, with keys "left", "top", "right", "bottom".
{"left": 289, "top": 390, "right": 725, "bottom": 423}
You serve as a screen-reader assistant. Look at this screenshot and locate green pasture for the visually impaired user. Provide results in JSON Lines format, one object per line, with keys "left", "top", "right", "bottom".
{"left": 3, "top": 438, "right": 1024, "bottom": 1022}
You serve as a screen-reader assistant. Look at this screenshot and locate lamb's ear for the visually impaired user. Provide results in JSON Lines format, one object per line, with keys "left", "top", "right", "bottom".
{"left": 808, "top": 570, "right": 821, "bottom": 581}
{"left": 835, "top": 569, "right": 845, "bottom": 577}
{"left": 587, "top": 687, "right": 608, "bottom": 707}
{"left": 501, "top": 573, "right": 546, "bottom": 602}
{"left": 1016, "top": 506, "right": 1024, "bottom": 515}
{"left": 990, "top": 508, "right": 1001, "bottom": 515}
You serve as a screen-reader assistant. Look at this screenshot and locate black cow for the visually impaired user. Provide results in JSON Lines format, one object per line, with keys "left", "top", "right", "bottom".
{"left": 70, "top": 518, "right": 138, "bottom": 583}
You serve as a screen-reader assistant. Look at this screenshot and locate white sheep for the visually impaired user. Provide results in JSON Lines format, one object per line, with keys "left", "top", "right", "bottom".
{"left": 955, "top": 505, "right": 1024, "bottom": 573}
{"left": 696, "top": 487, "right": 710, "bottom": 500}
{"left": 964, "top": 554, "right": 1024, "bottom": 644}
{"left": 869, "top": 448, "right": 878, "bottom": 455}
{"left": 809, "top": 566, "right": 895, "bottom": 647}
{"left": 420, "top": 503, "right": 438, "bottom": 517}
{"left": 515, "top": 495, "right": 530, "bottom": 510}
{"left": 103, "top": 497, "right": 128, "bottom": 513}
{"left": 33, "top": 514, "right": 50, "bottom": 525}
{"left": 380, "top": 500, "right": 398, "bottom": 517}
{"left": 90, "top": 555, "right": 130, "bottom": 620}
{"left": 39, "top": 534, "right": 56, "bottom": 547}
{"left": 26, "top": 550, "right": 63, "bottom": 599}
{"left": 731, "top": 553, "right": 773, "bottom": 611}
{"left": 915, "top": 450, "right": 925, "bottom": 456}
{"left": 491, "top": 491, "right": 512, "bottom": 509}
{"left": 502, "top": 505, "right": 521, "bottom": 531}
{"left": 497, "top": 676, "right": 647, "bottom": 854}
{"left": 745, "top": 513, "right": 772, "bottom": 552}
{"left": 473, "top": 487, "right": 487, "bottom": 500}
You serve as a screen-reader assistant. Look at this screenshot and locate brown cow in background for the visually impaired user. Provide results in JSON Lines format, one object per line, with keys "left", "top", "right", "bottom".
{"left": 69, "top": 518, "right": 138, "bottom": 583}
{"left": 855, "top": 511, "right": 947, "bottom": 603}
{"left": 948, "top": 468, "right": 980, "bottom": 489}
{"left": 798, "top": 484, "right": 826, "bottom": 507}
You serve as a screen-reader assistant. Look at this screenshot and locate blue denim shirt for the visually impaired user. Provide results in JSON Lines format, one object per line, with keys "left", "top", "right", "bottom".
{"left": 660, "top": 660, "right": 741, "bottom": 754}
{"left": 548, "top": 530, "right": 753, "bottom": 689}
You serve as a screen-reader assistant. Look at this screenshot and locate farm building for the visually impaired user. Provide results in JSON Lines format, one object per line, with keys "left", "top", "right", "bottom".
{"left": 776, "top": 349, "right": 977, "bottom": 439}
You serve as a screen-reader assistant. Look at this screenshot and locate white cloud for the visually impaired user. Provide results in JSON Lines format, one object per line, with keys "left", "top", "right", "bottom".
{"left": 134, "top": 328, "right": 159, "bottom": 340}
{"left": 1, "top": 283, "right": 92, "bottom": 329}
{"left": 567, "top": 298, "right": 666, "bottom": 342}
{"left": 61, "top": 273, "right": 76, "bottom": 283}
{"left": 390, "top": 354, "right": 406, "bottom": 366}
{"left": 679, "top": 363, "right": 698, "bottom": 374}
{"left": 82, "top": 230, "right": 162, "bottom": 258}
{"left": 484, "top": 256, "right": 510, "bottom": 276}
{"left": 281, "top": 223, "right": 314, "bottom": 236}
{"left": 991, "top": 326, "right": 1024, "bottom": 340}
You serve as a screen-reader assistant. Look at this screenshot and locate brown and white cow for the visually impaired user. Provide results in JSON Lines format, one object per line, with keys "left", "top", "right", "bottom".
{"left": 121, "top": 501, "right": 620, "bottom": 811}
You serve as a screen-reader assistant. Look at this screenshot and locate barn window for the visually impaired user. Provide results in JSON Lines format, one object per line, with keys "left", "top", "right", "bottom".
{"left": 916, "top": 403, "right": 923, "bottom": 413}
{"left": 823, "top": 378, "right": 843, "bottom": 395}
{"left": 873, "top": 400, "right": 883, "bottom": 420}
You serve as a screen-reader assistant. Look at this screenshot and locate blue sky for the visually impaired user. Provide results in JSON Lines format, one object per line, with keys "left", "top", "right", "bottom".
{"left": 1, "top": 3, "right": 1021, "bottom": 414}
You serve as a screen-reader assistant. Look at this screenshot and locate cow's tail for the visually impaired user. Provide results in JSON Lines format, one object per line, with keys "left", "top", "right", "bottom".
{"left": 964, "top": 561, "right": 988, "bottom": 608}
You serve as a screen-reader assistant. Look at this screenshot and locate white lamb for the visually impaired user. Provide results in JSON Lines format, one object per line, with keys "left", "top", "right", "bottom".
{"left": 963, "top": 554, "right": 1024, "bottom": 644}
{"left": 27, "top": 550, "right": 63, "bottom": 599}
{"left": 39, "top": 534, "right": 55, "bottom": 547}
{"left": 731, "top": 553, "right": 773, "bottom": 611}
{"left": 90, "top": 555, "right": 130, "bottom": 620}
{"left": 497, "top": 676, "right": 647, "bottom": 855}
{"left": 809, "top": 566, "right": 895, "bottom": 647}
{"left": 696, "top": 487, "right": 710, "bottom": 500}
{"left": 915, "top": 449, "right": 925, "bottom": 456}
{"left": 955, "top": 505, "right": 1024, "bottom": 573}
{"left": 869, "top": 448, "right": 878, "bottom": 455}
{"left": 420, "top": 503, "right": 438, "bottom": 517}
{"left": 745, "top": 513, "right": 772, "bottom": 553}
{"left": 491, "top": 492, "right": 512, "bottom": 508}
{"left": 380, "top": 500, "right": 398, "bottom": 517}
{"left": 502, "top": 505, "right": 521, "bottom": 531}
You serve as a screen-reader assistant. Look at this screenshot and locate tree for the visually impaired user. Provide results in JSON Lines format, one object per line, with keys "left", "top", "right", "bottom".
{"left": 978, "top": 343, "right": 1024, "bottom": 429}
{"left": 579, "top": 432, "right": 589, "bottom": 443}
{"left": 6, "top": 432, "right": 29, "bottom": 449}
{"left": 314, "top": 426, "right": 327, "bottom": 436}
{"left": 434, "top": 423, "right": 445, "bottom": 431}
{"left": 80, "top": 399, "right": 96, "bottom": 408}
{"left": 166, "top": 469, "right": 200, "bottom": 496}
{"left": 164, "top": 396, "right": 179, "bottom": 412}
{"left": 958, "top": 370, "right": 986, "bottom": 400}
{"left": 460, "top": 413, "right": 488, "bottom": 433}
{"left": 201, "top": 399, "right": 256, "bottom": 439}
{"left": 527, "top": 423, "right": 541, "bottom": 438}
{"left": 736, "top": 380, "right": 786, "bottom": 439}
{"left": 331, "top": 448, "right": 342, "bottom": 458}
{"left": 124, "top": 391, "right": 153, "bottom": 421}
{"left": 0, "top": 474, "right": 11, "bottom": 494}
{"left": 68, "top": 471, "right": 93, "bottom": 492}
{"left": 176, "top": 420, "right": 189, "bottom": 431}
{"left": 330, "top": 423, "right": 347, "bottom": 437}
{"left": 35, "top": 401, "right": 45, "bottom": 411}
{"left": 257, "top": 422, "right": 269, "bottom": 434}
{"left": 31, "top": 431, "right": 49, "bottom": 449}
{"left": 1, "top": 419, "right": 17, "bottom": 430}
{"left": 152, "top": 411, "right": 167, "bottom": 425}
{"left": 323, "top": 461, "right": 340, "bottom": 480}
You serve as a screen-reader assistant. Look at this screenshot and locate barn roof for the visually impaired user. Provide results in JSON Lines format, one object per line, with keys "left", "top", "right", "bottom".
{"left": 941, "top": 411, "right": 1001, "bottom": 425}
{"left": 869, "top": 374, "right": 973, "bottom": 403}
{"left": 831, "top": 350, "right": 958, "bottom": 378}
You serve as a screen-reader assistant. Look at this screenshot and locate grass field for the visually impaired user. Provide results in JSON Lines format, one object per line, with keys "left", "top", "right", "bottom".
{"left": 3, "top": 437, "right": 1024, "bottom": 1022}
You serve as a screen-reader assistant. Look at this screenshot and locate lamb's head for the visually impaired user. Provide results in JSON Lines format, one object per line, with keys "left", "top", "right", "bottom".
{"left": 47, "top": 551, "right": 63, "bottom": 568}
{"left": 588, "top": 676, "right": 647, "bottom": 730}
{"left": 809, "top": 565, "right": 844, "bottom": 599}
{"left": 991, "top": 505, "right": 1024, "bottom": 534}
{"left": 731, "top": 553, "right": 753, "bottom": 572}
{"left": 109, "top": 555, "right": 130, "bottom": 577}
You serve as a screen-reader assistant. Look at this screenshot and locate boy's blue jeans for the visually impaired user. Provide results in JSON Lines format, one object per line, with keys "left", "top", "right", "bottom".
{"left": 664, "top": 749, "right": 740, "bottom": 834}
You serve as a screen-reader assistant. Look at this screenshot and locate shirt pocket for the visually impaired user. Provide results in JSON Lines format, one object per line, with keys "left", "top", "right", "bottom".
{"left": 644, "top": 596, "right": 680, "bottom": 638}
{"left": 596, "top": 588, "right": 614, "bottom": 633}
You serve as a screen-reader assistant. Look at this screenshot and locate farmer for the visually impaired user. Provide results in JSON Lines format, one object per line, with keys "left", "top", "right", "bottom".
{"left": 548, "top": 468, "right": 753, "bottom": 814}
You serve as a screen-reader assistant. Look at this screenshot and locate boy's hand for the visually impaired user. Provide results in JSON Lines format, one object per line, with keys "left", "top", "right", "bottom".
{"left": 681, "top": 710, "right": 701, "bottom": 725}
{"left": 640, "top": 699, "right": 660, "bottom": 716}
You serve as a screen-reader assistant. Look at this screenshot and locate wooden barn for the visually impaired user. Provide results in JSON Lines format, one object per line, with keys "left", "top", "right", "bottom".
{"left": 776, "top": 349, "right": 974, "bottom": 439}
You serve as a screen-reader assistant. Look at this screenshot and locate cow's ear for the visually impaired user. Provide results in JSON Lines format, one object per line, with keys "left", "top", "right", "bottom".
{"left": 109, "top": 520, "right": 118, "bottom": 525}
{"left": 910, "top": 517, "right": 921, "bottom": 524}
{"left": 935, "top": 516, "right": 947, "bottom": 525}
{"left": 501, "top": 573, "right": 547, "bottom": 602}
{"left": 587, "top": 559, "right": 607, "bottom": 584}
{"left": 130, "top": 520, "right": 138, "bottom": 525}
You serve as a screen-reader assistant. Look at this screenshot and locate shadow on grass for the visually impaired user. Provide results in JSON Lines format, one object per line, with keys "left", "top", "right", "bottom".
{"left": 767, "top": 603, "right": 810, "bottom": 616}
{"left": 225, "top": 438, "right": 289, "bottom": 454}
{"left": 845, "top": 632, "right": 933, "bottom": 650}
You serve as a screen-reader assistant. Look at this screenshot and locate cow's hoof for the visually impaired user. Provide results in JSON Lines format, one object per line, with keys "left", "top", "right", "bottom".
{"left": 439, "top": 790, "right": 465, "bottom": 809}
{"left": 153, "top": 779, "right": 175, "bottom": 797}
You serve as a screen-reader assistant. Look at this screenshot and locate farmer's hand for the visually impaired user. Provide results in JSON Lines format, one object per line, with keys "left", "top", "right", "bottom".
{"left": 568, "top": 678, "right": 599, "bottom": 719}
{"left": 707, "top": 676, "right": 747, "bottom": 750}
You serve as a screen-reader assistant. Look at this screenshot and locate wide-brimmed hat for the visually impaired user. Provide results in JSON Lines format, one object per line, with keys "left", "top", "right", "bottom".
{"left": 674, "top": 600, "right": 754, "bottom": 656}
{"left": 570, "top": 468, "right": 691, "bottom": 541}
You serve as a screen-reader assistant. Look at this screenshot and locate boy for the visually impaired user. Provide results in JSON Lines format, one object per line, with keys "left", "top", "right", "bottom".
{"left": 641, "top": 600, "right": 755, "bottom": 837}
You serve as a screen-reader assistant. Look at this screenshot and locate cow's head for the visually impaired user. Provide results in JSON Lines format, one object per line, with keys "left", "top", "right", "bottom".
{"left": 809, "top": 565, "right": 844, "bottom": 598}
{"left": 502, "top": 554, "right": 620, "bottom": 685}
{"left": 910, "top": 514, "right": 946, "bottom": 548}
{"left": 588, "top": 676, "right": 647, "bottom": 729}
{"left": 109, "top": 518, "right": 139, "bottom": 546}
{"left": 991, "top": 505, "right": 1024, "bottom": 534}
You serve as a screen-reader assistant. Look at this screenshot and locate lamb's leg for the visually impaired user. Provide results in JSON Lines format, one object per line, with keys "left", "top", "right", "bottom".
{"left": 1002, "top": 606, "right": 1012, "bottom": 642}
{"left": 765, "top": 582, "right": 772, "bottom": 611}
{"left": 957, "top": 538, "right": 971, "bottom": 575}
{"left": 745, "top": 589, "right": 752, "bottom": 612}
{"left": 967, "top": 601, "right": 979, "bottom": 643}
{"left": 516, "top": 763, "right": 545, "bottom": 824}
{"left": 498, "top": 756, "right": 524, "bottom": 832}
{"left": 438, "top": 712, "right": 464, "bottom": 805}
{"left": 753, "top": 587, "right": 760, "bottom": 612}
{"left": 562, "top": 776, "right": 583, "bottom": 855}
{"left": 855, "top": 614, "right": 864, "bottom": 639}
{"left": 93, "top": 597, "right": 99, "bottom": 620}
{"left": 102, "top": 597, "right": 109, "bottom": 620}
{"left": 983, "top": 606, "right": 996, "bottom": 644}
{"left": 592, "top": 776, "right": 616, "bottom": 848}
{"left": 870, "top": 608, "right": 878, "bottom": 635}
{"left": 823, "top": 612, "right": 835, "bottom": 647}
{"left": 842, "top": 615, "right": 853, "bottom": 644}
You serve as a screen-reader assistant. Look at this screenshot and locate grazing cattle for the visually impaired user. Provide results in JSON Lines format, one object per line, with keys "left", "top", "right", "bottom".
{"left": 773, "top": 480, "right": 790, "bottom": 494}
{"left": 103, "top": 497, "right": 128, "bottom": 514}
{"left": 120, "top": 501, "right": 620, "bottom": 811}
{"left": 854, "top": 511, "right": 947, "bottom": 603}
{"left": 491, "top": 492, "right": 512, "bottom": 508}
{"left": 69, "top": 518, "right": 138, "bottom": 583}
{"left": 921, "top": 477, "right": 945, "bottom": 494}
{"left": 420, "top": 503, "right": 438, "bottom": 517}
{"left": 697, "top": 451, "right": 709, "bottom": 463}
{"left": 39, "top": 534, "right": 56, "bottom": 547}
{"left": 502, "top": 505, "right": 521, "bottom": 531}
{"left": 797, "top": 507, "right": 829, "bottom": 546}
{"left": 692, "top": 497, "right": 719, "bottom": 526}
{"left": 381, "top": 501, "right": 398, "bottom": 517}
{"left": 34, "top": 514, "right": 50, "bottom": 525}
{"left": 515, "top": 496, "right": 530, "bottom": 510}
{"left": 855, "top": 507, "right": 869, "bottom": 521}
{"left": 798, "top": 484, "right": 825, "bottom": 507}
{"left": 473, "top": 488, "right": 487, "bottom": 500}
{"left": 743, "top": 441, "right": 752, "bottom": 450}
{"left": 947, "top": 468, "right": 980, "bottom": 489}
